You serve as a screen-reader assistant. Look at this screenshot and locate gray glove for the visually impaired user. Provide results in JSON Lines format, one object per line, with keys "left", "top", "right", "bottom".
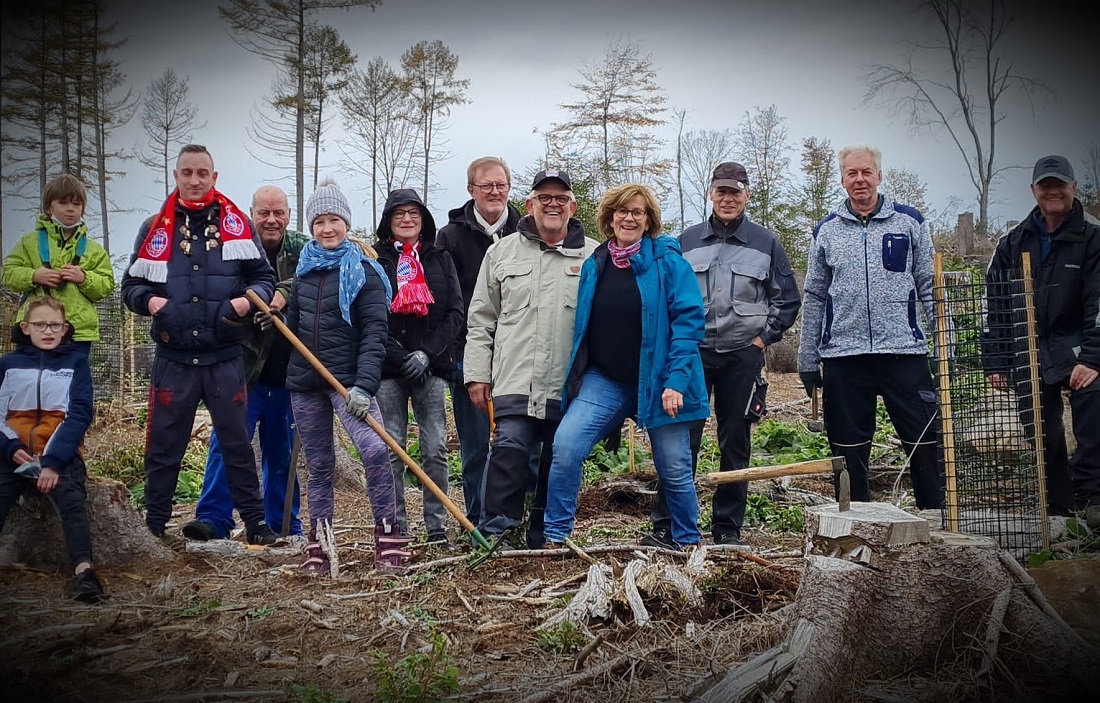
{"left": 345, "top": 386, "right": 374, "bottom": 421}
{"left": 401, "top": 350, "right": 431, "bottom": 384}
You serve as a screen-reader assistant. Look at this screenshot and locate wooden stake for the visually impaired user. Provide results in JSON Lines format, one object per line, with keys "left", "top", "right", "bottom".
{"left": 933, "top": 252, "right": 959, "bottom": 532}
{"left": 1021, "top": 252, "right": 1050, "bottom": 551}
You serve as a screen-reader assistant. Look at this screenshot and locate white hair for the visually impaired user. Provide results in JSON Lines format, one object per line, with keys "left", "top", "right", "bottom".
{"left": 838, "top": 144, "right": 883, "bottom": 171}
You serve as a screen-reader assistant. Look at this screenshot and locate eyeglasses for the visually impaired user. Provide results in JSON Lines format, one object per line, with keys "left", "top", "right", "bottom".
{"left": 26, "top": 321, "right": 68, "bottom": 333}
{"left": 392, "top": 208, "right": 421, "bottom": 220}
{"left": 535, "top": 194, "right": 573, "bottom": 206}
{"left": 472, "top": 182, "right": 510, "bottom": 193}
{"left": 614, "top": 208, "right": 647, "bottom": 220}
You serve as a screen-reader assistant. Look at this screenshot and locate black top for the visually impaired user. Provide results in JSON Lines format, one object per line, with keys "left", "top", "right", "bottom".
{"left": 587, "top": 261, "right": 642, "bottom": 387}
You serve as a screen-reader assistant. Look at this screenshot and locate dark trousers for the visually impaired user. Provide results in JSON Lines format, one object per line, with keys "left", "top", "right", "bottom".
{"left": 1017, "top": 379, "right": 1100, "bottom": 511}
{"left": 450, "top": 374, "right": 490, "bottom": 525}
{"left": 822, "top": 354, "right": 943, "bottom": 509}
{"left": 144, "top": 356, "right": 264, "bottom": 535}
{"left": 652, "top": 346, "right": 763, "bottom": 539}
{"left": 0, "top": 457, "right": 93, "bottom": 570}
{"left": 479, "top": 414, "right": 557, "bottom": 547}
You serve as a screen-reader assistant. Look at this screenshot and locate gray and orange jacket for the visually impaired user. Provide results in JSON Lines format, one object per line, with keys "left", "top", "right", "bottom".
{"left": 0, "top": 330, "right": 94, "bottom": 471}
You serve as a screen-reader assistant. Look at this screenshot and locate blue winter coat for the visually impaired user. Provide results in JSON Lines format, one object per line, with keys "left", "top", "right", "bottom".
{"left": 562, "top": 235, "right": 708, "bottom": 429}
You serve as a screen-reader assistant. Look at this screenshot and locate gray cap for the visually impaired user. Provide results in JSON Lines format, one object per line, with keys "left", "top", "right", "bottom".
{"left": 306, "top": 177, "right": 352, "bottom": 227}
{"left": 1032, "top": 155, "right": 1075, "bottom": 184}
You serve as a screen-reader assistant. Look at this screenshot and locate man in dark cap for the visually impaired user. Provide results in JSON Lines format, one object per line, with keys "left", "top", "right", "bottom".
{"left": 464, "top": 169, "right": 598, "bottom": 547}
{"left": 642, "top": 162, "right": 801, "bottom": 548}
{"left": 984, "top": 155, "right": 1100, "bottom": 528}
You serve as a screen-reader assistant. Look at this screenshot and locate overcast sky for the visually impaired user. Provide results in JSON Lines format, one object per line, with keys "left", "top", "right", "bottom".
{"left": 2, "top": 0, "right": 1097, "bottom": 259}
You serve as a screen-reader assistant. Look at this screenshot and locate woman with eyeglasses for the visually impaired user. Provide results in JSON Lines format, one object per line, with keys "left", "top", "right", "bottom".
{"left": 542, "top": 183, "right": 708, "bottom": 551}
{"left": 374, "top": 189, "right": 464, "bottom": 547}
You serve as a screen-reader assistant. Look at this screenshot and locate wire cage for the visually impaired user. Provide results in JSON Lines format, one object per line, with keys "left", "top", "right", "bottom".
{"left": 932, "top": 252, "right": 1048, "bottom": 555}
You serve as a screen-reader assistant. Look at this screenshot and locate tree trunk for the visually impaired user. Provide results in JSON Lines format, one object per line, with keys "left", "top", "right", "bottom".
{"left": 0, "top": 476, "right": 172, "bottom": 571}
{"left": 695, "top": 503, "right": 1100, "bottom": 703}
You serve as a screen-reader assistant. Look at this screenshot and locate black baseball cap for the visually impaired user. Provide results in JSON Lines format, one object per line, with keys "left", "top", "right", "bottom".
{"left": 531, "top": 169, "right": 572, "bottom": 190}
{"left": 711, "top": 162, "right": 749, "bottom": 190}
{"left": 1032, "top": 155, "right": 1075, "bottom": 184}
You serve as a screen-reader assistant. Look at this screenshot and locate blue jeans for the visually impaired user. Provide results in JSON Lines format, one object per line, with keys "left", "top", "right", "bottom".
{"left": 544, "top": 369, "right": 700, "bottom": 545}
{"left": 195, "top": 383, "right": 301, "bottom": 537}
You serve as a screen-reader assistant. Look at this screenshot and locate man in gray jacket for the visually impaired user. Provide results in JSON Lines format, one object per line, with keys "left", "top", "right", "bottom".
{"left": 643, "top": 162, "right": 801, "bottom": 548}
{"left": 798, "top": 145, "right": 943, "bottom": 510}
{"left": 464, "top": 169, "right": 598, "bottom": 547}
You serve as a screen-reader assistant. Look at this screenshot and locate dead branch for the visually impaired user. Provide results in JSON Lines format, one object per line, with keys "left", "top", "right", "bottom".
{"left": 116, "top": 691, "right": 285, "bottom": 703}
{"left": 515, "top": 645, "right": 661, "bottom": 703}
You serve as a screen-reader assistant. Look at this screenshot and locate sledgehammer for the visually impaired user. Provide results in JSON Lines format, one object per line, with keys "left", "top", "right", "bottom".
{"left": 245, "top": 290, "right": 492, "bottom": 550}
{"left": 807, "top": 386, "right": 824, "bottom": 433}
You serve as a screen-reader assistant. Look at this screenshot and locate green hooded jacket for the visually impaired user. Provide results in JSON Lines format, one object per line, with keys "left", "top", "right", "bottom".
{"left": 242, "top": 229, "right": 309, "bottom": 383}
{"left": 2, "top": 215, "right": 115, "bottom": 342}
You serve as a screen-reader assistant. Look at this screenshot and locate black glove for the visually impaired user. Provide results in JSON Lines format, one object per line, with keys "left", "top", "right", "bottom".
{"left": 253, "top": 308, "right": 284, "bottom": 332}
{"left": 345, "top": 386, "right": 374, "bottom": 421}
{"left": 799, "top": 370, "right": 822, "bottom": 397}
{"left": 401, "top": 351, "right": 430, "bottom": 383}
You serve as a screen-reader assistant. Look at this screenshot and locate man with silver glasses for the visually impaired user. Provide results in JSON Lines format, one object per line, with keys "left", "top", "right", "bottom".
{"left": 463, "top": 169, "right": 598, "bottom": 547}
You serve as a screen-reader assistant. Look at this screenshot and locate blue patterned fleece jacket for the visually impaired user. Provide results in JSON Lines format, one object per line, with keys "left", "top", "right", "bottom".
{"left": 798, "top": 196, "right": 935, "bottom": 372}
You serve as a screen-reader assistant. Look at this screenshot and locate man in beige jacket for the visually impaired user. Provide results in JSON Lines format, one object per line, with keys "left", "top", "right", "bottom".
{"left": 464, "top": 169, "right": 598, "bottom": 547}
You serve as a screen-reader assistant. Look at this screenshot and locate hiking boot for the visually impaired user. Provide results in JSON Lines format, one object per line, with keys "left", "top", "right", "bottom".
{"left": 374, "top": 520, "right": 414, "bottom": 572}
{"left": 181, "top": 519, "right": 218, "bottom": 542}
{"left": 1085, "top": 505, "right": 1100, "bottom": 531}
{"left": 712, "top": 531, "right": 744, "bottom": 546}
{"left": 300, "top": 543, "right": 330, "bottom": 576}
{"left": 425, "top": 531, "right": 452, "bottom": 551}
{"left": 639, "top": 527, "right": 675, "bottom": 550}
{"left": 246, "top": 521, "right": 279, "bottom": 546}
{"left": 70, "top": 569, "right": 104, "bottom": 604}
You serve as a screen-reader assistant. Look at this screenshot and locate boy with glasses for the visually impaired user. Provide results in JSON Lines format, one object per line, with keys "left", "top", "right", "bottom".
{"left": 0, "top": 297, "right": 103, "bottom": 602}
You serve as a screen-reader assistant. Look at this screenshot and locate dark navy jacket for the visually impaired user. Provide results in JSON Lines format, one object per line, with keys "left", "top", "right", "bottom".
{"left": 121, "top": 202, "right": 276, "bottom": 365}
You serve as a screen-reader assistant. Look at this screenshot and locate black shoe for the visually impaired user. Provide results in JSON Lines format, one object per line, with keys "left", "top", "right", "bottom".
{"left": 182, "top": 519, "right": 217, "bottom": 541}
{"left": 70, "top": 569, "right": 104, "bottom": 604}
{"left": 639, "top": 528, "right": 675, "bottom": 550}
{"left": 712, "top": 532, "right": 744, "bottom": 546}
{"left": 426, "top": 531, "right": 450, "bottom": 546}
{"left": 246, "top": 522, "right": 279, "bottom": 546}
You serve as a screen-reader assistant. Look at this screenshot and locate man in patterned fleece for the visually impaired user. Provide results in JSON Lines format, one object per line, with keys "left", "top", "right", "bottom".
{"left": 797, "top": 144, "right": 943, "bottom": 510}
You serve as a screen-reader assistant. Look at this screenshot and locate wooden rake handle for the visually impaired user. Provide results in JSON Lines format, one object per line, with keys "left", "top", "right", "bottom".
{"left": 245, "top": 290, "right": 489, "bottom": 548}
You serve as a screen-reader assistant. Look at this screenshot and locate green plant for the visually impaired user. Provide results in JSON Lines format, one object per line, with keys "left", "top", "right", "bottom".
{"left": 401, "top": 605, "right": 438, "bottom": 627}
{"left": 130, "top": 468, "right": 205, "bottom": 509}
{"left": 581, "top": 440, "right": 646, "bottom": 484}
{"left": 743, "top": 493, "right": 804, "bottom": 533}
{"left": 372, "top": 632, "right": 460, "bottom": 703}
{"left": 174, "top": 594, "right": 221, "bottom": 617}
{"left": 695, "top": 434, "right": 722, "bottom": 474}
{"left": 535, "top": 621, "right": 586, "bottom": 654}
{"left": 750, "top": 419, "right": 830, "bottom": 465}
{"left": 290, "top": 682, "right": 348, "bottom": 703}
{"left": 246, "top": 605, "right": 277, "bottom": 621}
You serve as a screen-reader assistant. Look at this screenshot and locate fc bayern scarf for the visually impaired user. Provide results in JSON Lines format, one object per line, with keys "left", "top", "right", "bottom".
{"left": 127, "top": 188, "right": 259, "bottom": 283}
{"left": 608, "top": 239, "right": 642, "bottom": 269}
{"left": 390, "top": 240, "right": 434, "bottom": 316}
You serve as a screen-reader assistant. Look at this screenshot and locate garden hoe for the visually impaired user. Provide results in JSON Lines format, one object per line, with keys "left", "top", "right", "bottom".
{"left": 245, "top": 291, "right": 492, "bottom": 553}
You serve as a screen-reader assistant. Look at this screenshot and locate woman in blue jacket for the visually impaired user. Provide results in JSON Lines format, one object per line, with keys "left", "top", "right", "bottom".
{"left": 543, "top": 184, "right": 708, "bottom": 549}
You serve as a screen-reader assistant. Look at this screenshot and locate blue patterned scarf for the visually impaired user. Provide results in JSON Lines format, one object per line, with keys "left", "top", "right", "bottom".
{"left": 296, "top": 239, "right": 392, "bottom": 324}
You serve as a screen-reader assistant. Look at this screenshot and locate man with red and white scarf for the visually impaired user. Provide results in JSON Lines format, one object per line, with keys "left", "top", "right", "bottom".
{"left": 121, "top": 144, "right": 278, "bottom": 546}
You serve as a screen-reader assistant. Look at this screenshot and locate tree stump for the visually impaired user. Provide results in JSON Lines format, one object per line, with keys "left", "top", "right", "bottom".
{"left": 0, "top": 475, "right": 172, "bottom": 571}
{"left": 695, "top": 502, "right": 1100, "bottom": 702}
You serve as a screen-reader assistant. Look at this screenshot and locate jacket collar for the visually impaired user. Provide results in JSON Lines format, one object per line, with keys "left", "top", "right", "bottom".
{"left": 517, "top": 215, "right": 589, "bottom": 253}
{"left": 1021, "top": 199, "right": 1086, "bottom": 242}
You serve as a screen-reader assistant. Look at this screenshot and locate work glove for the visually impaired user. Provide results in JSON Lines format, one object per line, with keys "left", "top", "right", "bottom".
{"left": 400, "top": 350, "right": 431, "bottom": 384}
{"left": 799, "top": 370, "right": 822, "bottom": 397}
{"left": 345, "top": 386, "right": 374, "bottom": 421}
{"left": 253, "top": 308, "right": 284, "bottom": 332}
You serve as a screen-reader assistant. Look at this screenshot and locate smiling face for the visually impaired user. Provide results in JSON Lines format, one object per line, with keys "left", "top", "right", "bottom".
{"left": 709, "top": 186, "right": 748, "bottom": 224}
{"left": 611, "top": 195, "right": 649, "bottom": 246}
{"left": 312, "top": 214, "right": 349, "bottom": 250}
{"left": 469, "top": 164, "right": 510, "bottom": 223}
{"left": 251, "top": 186, "right": 291, "bottom": 253}
{"left": 1031, "top": 177, "right": 1077, "bottom": 224}
{"left": 49, "top": 195, "right": 85, "bottom": 228}
{"left": 174, "top": 151, "right": 217, "bottom": 202}
{"left": 526, "top": 182, "right": 577, "bottom": 244}
{"left": 841, "top": 150, "right": 882, "bottom": 213}
{"left": 20, "top": 306, "right": 68, "bottom": 351}
{"left": 390, "top": 205, "right": 424, "bottom": 243}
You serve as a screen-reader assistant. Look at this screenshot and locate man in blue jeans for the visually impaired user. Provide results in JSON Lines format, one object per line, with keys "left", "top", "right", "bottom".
{"left": 182, "top": 186, "right": 308, "bottom": 540}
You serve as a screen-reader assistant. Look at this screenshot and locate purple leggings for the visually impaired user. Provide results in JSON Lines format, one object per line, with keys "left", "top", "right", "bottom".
{"left": 290, "top": 390, "right": 397, "bottom": 534}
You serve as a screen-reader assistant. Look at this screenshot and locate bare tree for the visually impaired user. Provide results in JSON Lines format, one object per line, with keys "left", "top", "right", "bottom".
{"left": 400, "top": 39, "right": 469, "bottom": 206}
{"left": 138, "top": 69, "right": 204, "bottom": 199}
{"left": 339, "top": 57, "right": 420, "bottom": 226}
{"left": 555, "top": 38, "right": 669, "bottom": 193}
{"left": 883, "top": 166, "right": 931, "bottom": 214}
{"left": 1080, "top": 144, "right": 1100, "bottom": 211}
{"left": 680, "top": 128, "right": 735, "bottom": 222}
{"left": 798, "top": 137, "right": 841, "bottom": 228}
{"left": 736, "top": 105, "right": 793, "bottom": 232}
{"left": 863, "top": 0, "right": 1046, "bottom": 237}
{"left": 218, "top": 0, "right": 380, "bottom": 230}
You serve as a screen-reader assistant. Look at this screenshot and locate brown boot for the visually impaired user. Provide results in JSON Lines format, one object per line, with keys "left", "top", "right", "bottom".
{"left": 374, "top": 520, "right": 413, "bottom": 572}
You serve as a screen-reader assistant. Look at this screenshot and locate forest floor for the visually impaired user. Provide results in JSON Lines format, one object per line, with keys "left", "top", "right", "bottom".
{"left": 0, "top": 372, "right": 1081, "bottom": 703}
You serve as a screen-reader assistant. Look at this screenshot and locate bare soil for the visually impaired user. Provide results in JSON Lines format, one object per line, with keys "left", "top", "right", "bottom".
{"left": 0, "top": 373, "right": 900, "bottom": 702}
